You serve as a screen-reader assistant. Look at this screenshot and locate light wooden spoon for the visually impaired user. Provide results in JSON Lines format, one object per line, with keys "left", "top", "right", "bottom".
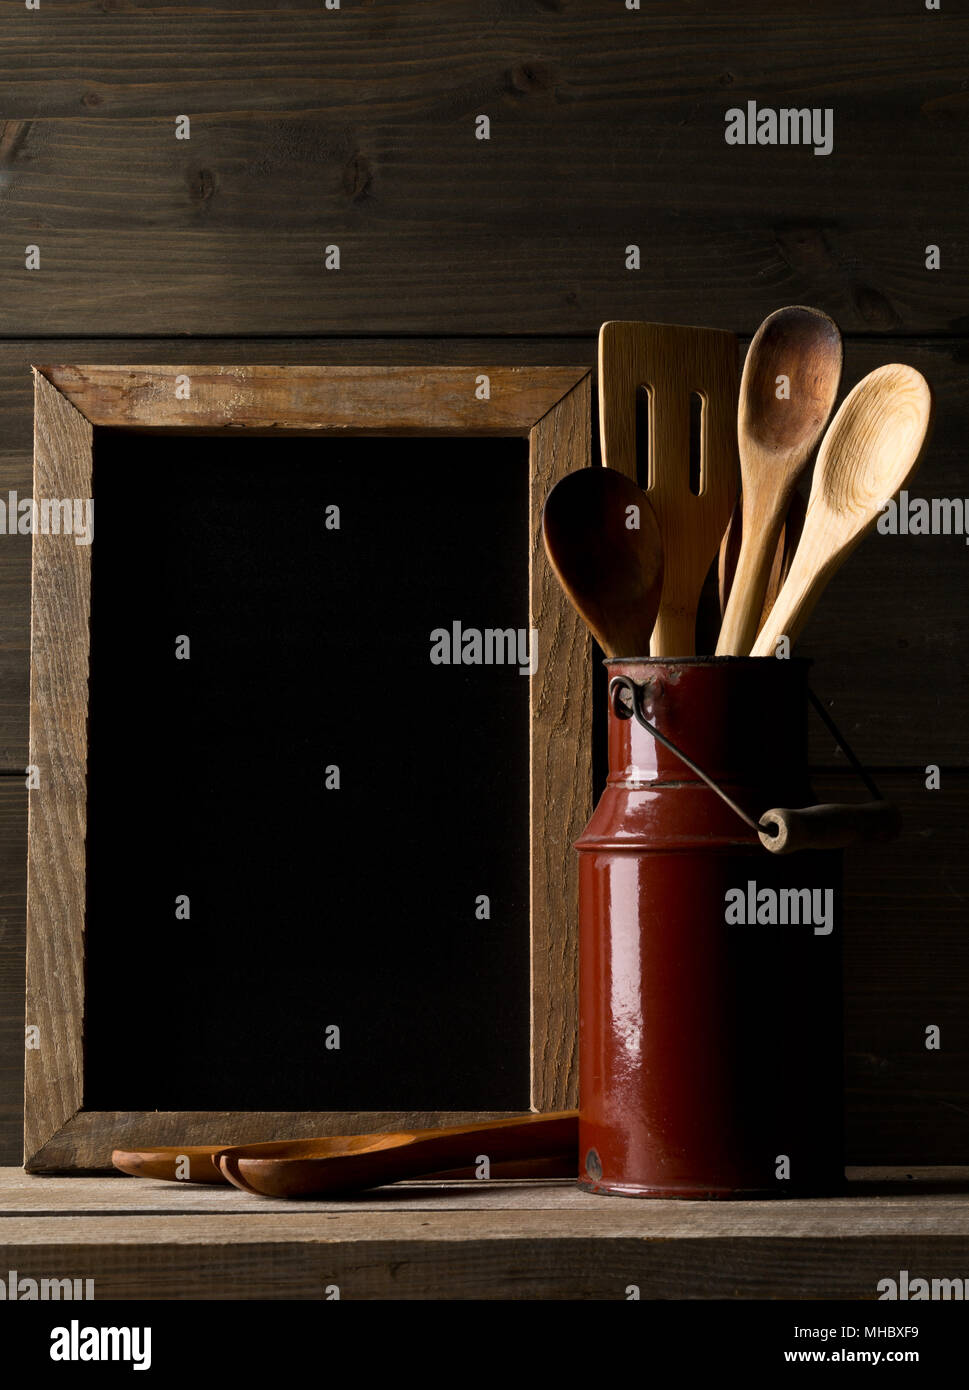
{"left": 542, "top": 466, "right": 663, "bottom": 657}
{"left": 716, "top": 306, "right": 842, "bottom": 655}
{"left": 718, "top": 488, "right": 807, "bottom": 633}
{"left": 751, "top": 364, "right": 933, "bottom": 657}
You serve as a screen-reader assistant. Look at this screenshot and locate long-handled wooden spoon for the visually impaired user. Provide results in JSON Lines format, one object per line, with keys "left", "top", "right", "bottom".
{"left": 751, "top": 364, "right": 933, "bottom": 656}
{"left": 541, "top": 466, "right": 663, "bottom": 657}
{"left": 217, "top": 1112, "right": 579, "bottom": 1199}
{"left": 112, "top": 1144, "right": 228, "bottom": 1184}
{"left": 716, "top": 306, "right": 842, "bottom": 655}
{"left": 113, "top": 1112, "right": 578, "bottom": 1191}
{"left": 718, "top": 489, "right": 807, "bottom": 632}
{"left": 598, "top": 321, "right": 739, "bottom": 656}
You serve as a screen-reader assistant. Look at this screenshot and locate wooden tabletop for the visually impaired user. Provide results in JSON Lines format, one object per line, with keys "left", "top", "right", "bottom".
{"left": 3, "top": 1167, "right": 968, "bottom": 1300}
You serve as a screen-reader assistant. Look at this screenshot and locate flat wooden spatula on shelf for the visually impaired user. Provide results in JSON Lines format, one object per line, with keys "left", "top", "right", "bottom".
{"left": 598, "top": 321, "right": 740, "bottom": 657}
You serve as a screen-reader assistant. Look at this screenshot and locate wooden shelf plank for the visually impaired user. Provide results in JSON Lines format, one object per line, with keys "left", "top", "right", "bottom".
{"left": 2, "top": 1170, "right": 968, "bottom": 1300}
{"left": 3, "top": 1168, "right": 969, "bottom": 1224}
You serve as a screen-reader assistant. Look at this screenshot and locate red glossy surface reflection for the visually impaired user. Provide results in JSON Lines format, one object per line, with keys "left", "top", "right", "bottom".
{"left": 576, "top": 658, "right": 844, "bottom": 1198}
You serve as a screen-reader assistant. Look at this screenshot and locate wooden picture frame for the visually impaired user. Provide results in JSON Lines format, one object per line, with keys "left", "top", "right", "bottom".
{"left": 24, "top": 364, "right": 592, "bottom": 1171}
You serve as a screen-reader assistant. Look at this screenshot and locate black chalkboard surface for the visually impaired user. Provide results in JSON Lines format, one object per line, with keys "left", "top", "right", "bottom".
{"left": 83, "top": 431, "right": 531, "bottom": 1111}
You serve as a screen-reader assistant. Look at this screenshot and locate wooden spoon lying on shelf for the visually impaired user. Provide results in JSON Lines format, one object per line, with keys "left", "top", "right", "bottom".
{"left": 217, "top": 1111, "right": 579, "bottom": 1199}
{"left": 112, "top": 1144, "right": 228, "bottom": 1184}
{"left": 113, "top": 1112, "right": 578, "bottom": 1194}
{"left": 751, "top": 364, "right": 933, "bottom": 656}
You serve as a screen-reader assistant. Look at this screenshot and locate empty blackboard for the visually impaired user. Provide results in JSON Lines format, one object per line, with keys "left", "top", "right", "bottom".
{"left": 84, "top": 431, "right": 531, "bottom": 1110}
{"left": 25, "top": 363, "right": 591, "bottom": 1170}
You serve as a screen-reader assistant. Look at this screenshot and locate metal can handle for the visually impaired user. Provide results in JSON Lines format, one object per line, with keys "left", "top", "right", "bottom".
{"left": 608, "top": 674, "right": 900, "bottom": 856}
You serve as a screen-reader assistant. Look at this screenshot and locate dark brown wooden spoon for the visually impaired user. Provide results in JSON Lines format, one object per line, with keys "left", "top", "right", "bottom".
{"left": 542, "top": 466, "right": 663, "bottom": 657}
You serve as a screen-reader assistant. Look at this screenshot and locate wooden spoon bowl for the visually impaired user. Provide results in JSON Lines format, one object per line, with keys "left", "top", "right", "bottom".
{"left": 717, "top": 306, "right": 842, "bottom": 655}
{"left": 542, "top": 466, "right": 663, "bottom": 657}
{"left": 218, "top": 1111, "right": 579, "bottom": 1198}
{"left": 751, "top": 363, "right": 933, "bottom": 655}
{"left": 113, "top": 1112, "right": 579, "bottom": 1196}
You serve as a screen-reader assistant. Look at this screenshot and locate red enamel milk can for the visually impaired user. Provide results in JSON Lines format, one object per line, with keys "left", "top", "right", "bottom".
{"left": 576, "top": 656, "right": 845, "bottom": 1198}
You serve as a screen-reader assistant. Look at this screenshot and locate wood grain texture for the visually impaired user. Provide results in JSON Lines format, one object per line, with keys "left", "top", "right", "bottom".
{"left": 752, "top": 364, "right": 933, "bottom": 656}
{"left": 23, "top": 375, "right": 93, "bottom": 1165}
{"left": 718, "top": 489, "right": 806, "bottom": 633}
{"left": 217, "top": 1112, "right": 578, "bottom": 1198}
{"left": 0, "top": 781, "right": 27, "bottom": 1166}
{"left": 0, "top": 4, "right": 966, "bottom": 334}
{"left": 598, "top": 321, "right": 739, "bottom": 655}
{"left": 529, "top": 373, "right": 592, "bottom": 1110}
{"left": 27, "top": 1111, "right": 529, "bottom": 1176}
{"left": 3, "top": 1229, "right": 968, "bottom": 1300}
{"left": 2, "top": 1171, "right": 969, "bottom": 1300}
{"left": 0, "top": 3, "right": 964, "bottom": 118}
{"left": 716, "top": 306, "right": 841, "bottom": 656}
{"left": 541, "top": 466, "right": 663, "bottom": 658}
{"left": 814, "top": 770, "right": 969, "bottom": 1166}
{"left": 5, "top": 1166, "right": 968, "bottom": 1217}
{"left": 38, "top": 364, "right": 587, "bottom": 436}
{"left": 21, "top": 365, "right": 591, "bottom": 1170}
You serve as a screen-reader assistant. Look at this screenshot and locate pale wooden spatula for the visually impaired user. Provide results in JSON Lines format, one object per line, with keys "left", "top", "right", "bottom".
{"left": 599, "top": 321, "right": 740, "bottom": 656}
{"left": 751, "top": 364, "right": 933, "bottom": 656}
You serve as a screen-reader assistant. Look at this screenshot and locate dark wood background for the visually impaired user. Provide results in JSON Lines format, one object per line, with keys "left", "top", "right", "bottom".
{"left": 1, "top": 1, "right": 966, "bottom": 1164}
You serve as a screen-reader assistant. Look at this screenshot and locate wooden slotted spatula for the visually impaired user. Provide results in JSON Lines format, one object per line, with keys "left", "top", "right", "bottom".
{"left": 598, "top": 321, "right": 740, "bottom": 657}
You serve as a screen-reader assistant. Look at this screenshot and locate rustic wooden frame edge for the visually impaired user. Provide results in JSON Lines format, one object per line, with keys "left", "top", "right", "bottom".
{"left": 25, "top": 364, "right": 593, "bottom": 1172}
